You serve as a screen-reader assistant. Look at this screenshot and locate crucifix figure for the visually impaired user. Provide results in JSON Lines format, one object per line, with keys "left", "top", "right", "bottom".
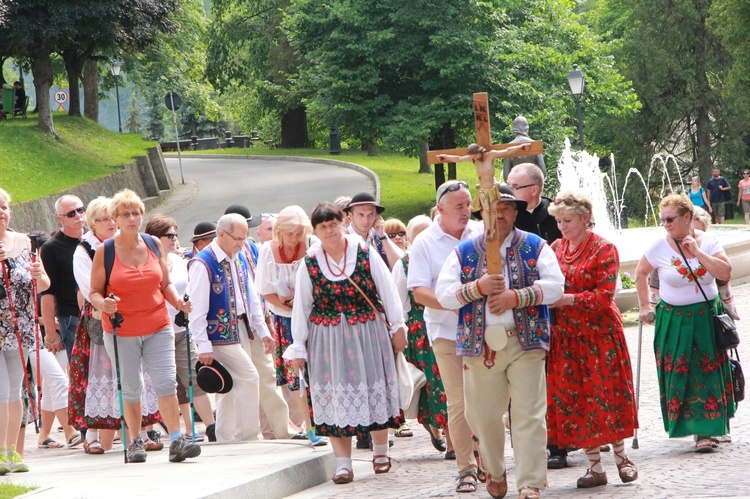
{"left": 428, "top": 93, "right": 544, "bottom": 273}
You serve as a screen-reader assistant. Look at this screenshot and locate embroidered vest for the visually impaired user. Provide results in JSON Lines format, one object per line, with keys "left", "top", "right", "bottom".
{"left": 455, "top": 230, "right": 551, "bottom": 356}
{"left": 190, "top": 246, "right": 254, "bottom": 345}
{"left": 306, "top": 244, "right": 384, "bottom": 326}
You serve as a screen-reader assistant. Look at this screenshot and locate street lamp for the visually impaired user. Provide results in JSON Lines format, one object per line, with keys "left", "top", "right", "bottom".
{"left": 110, "top": 61, "right": 123, "bottom": 134}
{"left": 567, "top": 64, "right": 585, "bottom": 150}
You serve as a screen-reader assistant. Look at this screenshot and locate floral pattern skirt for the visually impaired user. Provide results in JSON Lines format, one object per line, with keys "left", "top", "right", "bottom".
{"left": 68, "top": 302, "right": 162, "bottom": 429}
{"left": 547, "top": 324, "right": 638, "bottom": 448}
{"left": 402, "top": 300, "right": 448, "bottom": 429}
{"left": 307, "top": 318, "right": 402, "bottom": 437}
{"left": 654, "top": 298, "right": 735, "bottom": 438}
{"left": 273, "top": 314, "right": 299, "bottom": 391}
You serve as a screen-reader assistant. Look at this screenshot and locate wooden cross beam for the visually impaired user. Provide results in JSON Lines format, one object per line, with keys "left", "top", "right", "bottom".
{"left": 427, "top": 93, "right": 545, "bottom": 275}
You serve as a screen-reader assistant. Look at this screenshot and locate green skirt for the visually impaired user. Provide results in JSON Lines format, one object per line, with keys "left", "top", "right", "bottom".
{"left": 654, "top": 298, "right": 735, "bottom": 438}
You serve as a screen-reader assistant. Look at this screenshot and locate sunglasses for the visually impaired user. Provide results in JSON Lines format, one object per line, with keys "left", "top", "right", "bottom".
{"left": 744, "top": 172, "right": 750, "bottom": 175}
{"left": 387, "top": 231, "right": 406, "bottom": 239}
{"left": 163, "top": 233, "right": 179, "bottom": 240}
{"left": 437, "top": 181, "right": 469, "bottom": 203}
{"left": 60, "top": 206, "right": 85, "bottom": 218}
{"left": 659, "top": 215, "right": 681, "bottom": 225}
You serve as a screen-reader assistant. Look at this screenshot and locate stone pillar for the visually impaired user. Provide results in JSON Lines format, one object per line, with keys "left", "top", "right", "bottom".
{"left": 136, "top": 155, "right": 160, "bottom": 197}
{"left": 148, "top": 146, "right": 173, "bottom": 190}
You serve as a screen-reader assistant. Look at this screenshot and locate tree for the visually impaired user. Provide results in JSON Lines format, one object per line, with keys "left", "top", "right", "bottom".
{"left": 125, "top": 93, "right": 143, "bottom": 133}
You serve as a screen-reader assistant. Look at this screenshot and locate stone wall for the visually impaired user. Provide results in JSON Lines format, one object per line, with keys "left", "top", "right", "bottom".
{"left": 10, "top": 146, "right": 173, "bottom": 234}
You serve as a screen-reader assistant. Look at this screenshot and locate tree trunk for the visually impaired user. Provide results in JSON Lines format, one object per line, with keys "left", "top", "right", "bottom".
{"left": 0, "top": 57, "right": 6, "bottom": 87}
{"left": 367, "top": 136, "right": 378, "bottom": 156}
{"left": 280, "top": 106, "right": 309, "bottom": 148}
{"left": 62, "top": 50, "right": 83, "bottom": 117}
{"left": 30, "top": 46, "right": 55, "bottom": 136}
{"left": 418, "top": 141, "right": 432, "bottom": 173}
{"left": 83, "top": 59, "right": 99, "bottom": 122}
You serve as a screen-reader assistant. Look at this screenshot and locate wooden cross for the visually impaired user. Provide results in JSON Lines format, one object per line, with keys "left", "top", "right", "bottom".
{"left": 427, "top": 92, "right": 544, "bottom": 274}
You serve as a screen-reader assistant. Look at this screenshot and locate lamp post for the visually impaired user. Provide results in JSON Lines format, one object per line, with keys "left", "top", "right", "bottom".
{"left": 567, "top": 64, "right": 585, "bottom": 150}
{"left": 110, "top": 61, "right": 123, "bottom": 134}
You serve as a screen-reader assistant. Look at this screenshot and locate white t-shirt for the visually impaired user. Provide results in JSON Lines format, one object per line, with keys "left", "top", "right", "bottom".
{"left": 167, "top": 252, "right": 188, "bottom": 333}
{"left": 644, "top": 233, "right": 722, "bottom": 306}
{"left": 406, "top": 218, "right": 483, "bottom": 343}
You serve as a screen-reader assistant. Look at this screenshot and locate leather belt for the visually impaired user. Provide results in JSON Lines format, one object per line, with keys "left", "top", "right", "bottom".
{"left": 236, "top": 313, "right": 254, "bottom": 339}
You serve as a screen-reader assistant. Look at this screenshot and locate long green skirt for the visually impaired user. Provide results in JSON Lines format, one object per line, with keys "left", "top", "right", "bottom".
{"left": 654, "top": 298, "right": 735, "bottom": 438}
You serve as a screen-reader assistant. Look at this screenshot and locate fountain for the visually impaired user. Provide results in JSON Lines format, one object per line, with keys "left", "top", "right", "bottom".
{"left": 555, "top": 139, "right": 750, "bottom": 312}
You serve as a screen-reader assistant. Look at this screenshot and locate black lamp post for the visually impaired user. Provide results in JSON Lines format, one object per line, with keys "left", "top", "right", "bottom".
{"left": 567, "top": 64, "right": 585, "bottom": 150}
{"left": 110, "top": 61, "right": 123, "bottom": 134}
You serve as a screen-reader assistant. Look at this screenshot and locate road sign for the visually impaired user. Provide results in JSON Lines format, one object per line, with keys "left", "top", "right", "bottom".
{"left": 165, "top": 92, "right": 182, "bottom": 111}
{"left": 54, "top": 89, "right": 69, "bottom": 111}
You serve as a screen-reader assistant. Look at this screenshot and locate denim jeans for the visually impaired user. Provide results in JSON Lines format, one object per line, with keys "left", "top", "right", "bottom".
{"left": 58, "top": 315, "right": 78, "bottom": 362}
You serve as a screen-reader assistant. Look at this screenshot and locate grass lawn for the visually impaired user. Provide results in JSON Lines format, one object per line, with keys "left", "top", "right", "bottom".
{"left": 0, "top": 113, "right": 156, "bottom": 203}
{"left": 180, "top": 147, "right": 480, "bottom": 222}
{"left": 0, "top": 482, "right": 36, "bottom": 498}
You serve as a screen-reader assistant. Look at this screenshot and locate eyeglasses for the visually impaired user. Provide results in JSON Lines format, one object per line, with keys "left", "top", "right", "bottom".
{"left": 60, "top": 206, "right": 85, "bottom": 218}
{"left": 660, "top": 215, "right": 681, "bottom": 225}
{"left": 437, "top": 181, "right": 469, "bottom": 203}
{"left": 259, "top": 213, "right": 277, "bottom": 220}
{"left": 94, "top": 217, "right": 114, "bottom": 224}
{"left": 509, "top": 183, "right": 536, "bottom": 191}
{"left": 117, "top": 211, "right": 142, "bottom": 219}
{"left": 387, "top": 231, "right": 406, "bottom": 239}
{"left": 163, "top": 233, "right": 179, "bottom": 240}
{"left": 222, "top": 230, "right": 246, "bottom": 243}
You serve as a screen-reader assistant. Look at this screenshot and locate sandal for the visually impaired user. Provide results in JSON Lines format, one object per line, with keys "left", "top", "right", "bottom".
{"left": 474, "top": 450, "right": 487, "bottom": 483}
{"left": 576, "top": 459, "right": 608, "bottom": 488}
{"left": 38, "top": 438, "right": 63, "bottom": 449}
{"left": 67, "top": 433, "right": 83, "bottom": 448}
{"left": 695, "top": 437, "right": 715, "bottom": 453}
{"left": 332, "top": 468, "right": 353, "bottom": 484}
{"left": 456, "top": 471, "right": 478, "bottom": 494}
{"left": 423, "top": 423, "right": 446, "bottom": 452}
{"left": 372, "top": 455, "right": 391, "bottom": 474}
{"left": 485, "top": 471, "right": 507, "bottom": 498}
{"left": 519, "top": 486, "right": 541, "bottom": 499}
{"left": 613, "top": 450, "right": 638, "bottom": 483}
{"left": 395, "top": 422, "right": 413, "bottom": 437}
{"left": 712, "top": 435, "right": 732, "bottom": 444}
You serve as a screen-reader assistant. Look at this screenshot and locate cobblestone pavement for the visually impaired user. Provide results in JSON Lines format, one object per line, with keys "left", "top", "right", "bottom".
{"left": 293, "top": 281, "right": 750, "bottom": 499}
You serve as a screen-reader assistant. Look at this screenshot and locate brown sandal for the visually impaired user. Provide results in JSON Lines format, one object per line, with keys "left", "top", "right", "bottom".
{"left": 613, "top": 450, "right": 638, "bottom": 483}
{"left": 332, "top": 468, "right": 353, "bottom": 484}
{"left": 519, "top": 487, "right": 541, "bottom": 499}
{"left": 486, "top": 471, "right": 507, "bottom": 498}
{"left": 372, "top": 455, "right": 391, "bottom": 474}
{"left": 576, "top": 460, "right": 608, "bottom": 488}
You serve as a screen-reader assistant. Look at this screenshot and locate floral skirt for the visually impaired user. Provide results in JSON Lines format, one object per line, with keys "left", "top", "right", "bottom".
{"left": 273, "top": 315, "right": 299, "bottom": 391}
{"left": 307, "top": 318, "right": 402, "bottom": 437}
{"left": 68, "top": 302, "right": 162, "bottom": 429}
{"left": 402, "top": 300, "right": 448, "bottom": 428}
{"left": 654, "top": 298, "right": 735, "bottom": 438}
{"left": 547, "top": 323, "right": 638, "bottom": 448}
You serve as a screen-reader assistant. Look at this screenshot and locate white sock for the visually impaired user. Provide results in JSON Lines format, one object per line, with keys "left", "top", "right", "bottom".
{"left": 373, "top": 443, "right": 389, "bottom": 463}
{"left": 335, "top": 457, "right": 352, "bottom": 475}
{"left": 140, "top": 430, "right": 148, "bottom": 441}
{"left": 86, "top": 430, "right": 99, "bottom": 443}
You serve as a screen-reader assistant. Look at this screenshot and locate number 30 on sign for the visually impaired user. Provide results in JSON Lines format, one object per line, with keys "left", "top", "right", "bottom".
{"left": 54, "top": 89, "right": 69, "bottom": 111}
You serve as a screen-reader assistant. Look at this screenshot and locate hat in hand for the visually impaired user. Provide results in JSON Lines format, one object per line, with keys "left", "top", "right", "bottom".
{"left": 190, "top": 221, "right": 217, "bottom": 243}
{"left": 224, "top": 204, "right": 262, "bottom": 228}
{"left": 195, "top": 359, "right": 233, "bottom": 394}
{"left": 344, "top": 192, "right": 385, "bottom": 214}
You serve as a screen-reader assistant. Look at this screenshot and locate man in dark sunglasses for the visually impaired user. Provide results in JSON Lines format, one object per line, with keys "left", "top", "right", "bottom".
{"left": 40, "top": 195, "right": 87, "bottom": 361}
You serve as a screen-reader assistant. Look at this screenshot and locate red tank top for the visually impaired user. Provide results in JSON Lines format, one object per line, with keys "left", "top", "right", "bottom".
{"left": 103, "top": 249, "right": 171, "bottom": 337}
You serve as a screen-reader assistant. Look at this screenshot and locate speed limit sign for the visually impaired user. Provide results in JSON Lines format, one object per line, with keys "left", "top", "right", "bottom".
{"left": 54, "top": 89, "right": 69, "bottom": 111}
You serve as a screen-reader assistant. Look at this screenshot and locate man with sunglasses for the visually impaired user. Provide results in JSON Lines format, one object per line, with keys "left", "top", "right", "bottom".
{"left": 507, "top": 163, "right": 561, "bottom": 245}
{"left": 40, "top": 195, "right": 86, "bottom": 361}
{"left": 407, "top": 180, "right": 486, "bottom": 492}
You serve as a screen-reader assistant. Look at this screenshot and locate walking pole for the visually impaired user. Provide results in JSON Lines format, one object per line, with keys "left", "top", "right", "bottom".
{"left": 2, "top": 259, "right": 39, "bottom": 427}
{"left": 109, "top": 293, "right": 128, "bottom": 463}
{"left": 632, "top": 311, "right": 654, "bottom": 450}
{"left": 30, "top": 234, "right": 42, "bottom": 433}
{"left": 183, "top": 294, "right": 196, "bottom": 443}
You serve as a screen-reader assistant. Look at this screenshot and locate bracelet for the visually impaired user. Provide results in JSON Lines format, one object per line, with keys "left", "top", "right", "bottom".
{"left": 44, "top": 334, "right": 61, "bottom": 346}
{"left": 475, "top": 280, "right": 484, "bottom": 296}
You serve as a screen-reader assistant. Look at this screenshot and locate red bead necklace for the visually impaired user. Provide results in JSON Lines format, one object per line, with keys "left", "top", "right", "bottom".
{"left": 279, "top": 242, "right": 301, "bottom": 264}
{"left": 323, "top": 240, "right": 348, "bottom": 277}
{"left": 561, "top": 231, "right": 593, "bottom": 264}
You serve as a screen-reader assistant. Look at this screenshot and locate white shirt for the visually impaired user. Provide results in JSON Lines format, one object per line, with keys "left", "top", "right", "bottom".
{"left": 436, "top": 229, "right": 564, "bottom": 328}
{"left": 187, "top": 241, "right": 270, "bottom": 355}
{"left": 283, "top": 234, "right": 406, "bottom": 361}
{"left": 254, "top": 242, "right": 302, "bottom": 318}
{"left": 406, "top": 217, "right": 483, "bottom": 342}
{"left": 166, "top": 252, "right": 188, "bottom": 333}
{"left": 392, "top": 259, "right": 411, "bottom": 321}
{"left": 73, "top": 231, "right": 101, "bottom": 301}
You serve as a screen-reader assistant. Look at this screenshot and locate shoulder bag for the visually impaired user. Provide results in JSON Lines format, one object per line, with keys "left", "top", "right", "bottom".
{"left": 674, "top": 239, "right": 739, "bottom": 350}
{"left": 729, "top": 348, "right": 745, "bottom": 403}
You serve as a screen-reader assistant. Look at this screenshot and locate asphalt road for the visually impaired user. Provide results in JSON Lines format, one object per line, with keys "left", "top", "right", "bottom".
{"left": 158, "top": 156, "right": 373, "bottom": 248}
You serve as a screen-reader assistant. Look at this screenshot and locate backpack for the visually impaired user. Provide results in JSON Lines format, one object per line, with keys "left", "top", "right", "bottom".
{"left": 103, "top": 233, "right": 161, "bottom": 291}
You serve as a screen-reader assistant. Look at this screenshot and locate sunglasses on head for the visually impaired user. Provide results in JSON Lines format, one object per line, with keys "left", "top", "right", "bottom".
{"left": 387, "top": 231, "right": 406, "bottom": 239}
{"left": 437, "top": 181, "right": 469, "bottom": 203}
{"left": 60, "top": 206, "right": 85, "bottom": 218}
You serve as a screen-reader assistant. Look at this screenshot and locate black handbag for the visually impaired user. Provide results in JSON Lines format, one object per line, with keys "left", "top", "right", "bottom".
{"left": 674, "top": 239, "right": 739, "bottom": 350}
{"left": 729, "top": 348, "right": 745, "bottom": 403}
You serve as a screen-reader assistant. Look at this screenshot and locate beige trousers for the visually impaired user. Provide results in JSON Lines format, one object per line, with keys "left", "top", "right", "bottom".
{"left": 212, "top": 328, "right": 260, "bottom": 442}
{"left": 432, "top": 338, "right": 477, "bottom": 474}
{"left": 244, "top": 332, "right": 292, "bottom": 439}
{"left": 463, "top": 338, "right": 547, "bottom": 491}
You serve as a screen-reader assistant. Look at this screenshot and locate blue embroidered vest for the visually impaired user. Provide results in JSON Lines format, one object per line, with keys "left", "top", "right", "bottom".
{"left": 455, "top": 229, "right": 551, "bottom": 356}
{"left": 191, "top": 246, "right": 254, "bottom": 345}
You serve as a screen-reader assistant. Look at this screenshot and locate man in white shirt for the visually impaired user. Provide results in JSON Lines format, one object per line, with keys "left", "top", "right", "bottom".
{"left": 407, "top": 180, "right": 484, "bottom": 492}
{"left": 344, "top": 192, "right": 404, "bottom": 270}
{"left": 188, "top": 213, "right": 274, "bottom": 442}
{"left": 436, "top": 185, "right": 564, "bottom": 499}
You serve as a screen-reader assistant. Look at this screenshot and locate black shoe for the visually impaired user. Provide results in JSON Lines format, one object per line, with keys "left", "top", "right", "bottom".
{"left": 205, "top": 423, "right": 216, "bottom": 443}
{"left": 147, "top": 430, "right": 161, "bottom": 443}
{"left": 422, "top": 423, "right": 446, "bottom": 452}
{"left": 547, "top": 454, "right": 567, "bottom": 469}
{"left": 356, "top": 433, "right": 371, "bottom": 449}
{"left": 444, "top": 449, "right": 456, "bottom": 460}
{"left": 193, "top": 412, "right": 203, "bottom": 423}
{"left": 169, "top": 436, "right": 202, "bottom": 462}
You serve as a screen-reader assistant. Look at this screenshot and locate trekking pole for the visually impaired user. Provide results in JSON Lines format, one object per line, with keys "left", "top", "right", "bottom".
{"left": 29, "top": 235, "right": 42, "bottom": 433}
{"left": 2, "top": 259, "right": 39, "bottom": 427}
{"left": 109, "top": 293, "right": 128, "bottom": 463}
{"left": 182, "top": 294, "right": 196, "bottom": 443}
{"left": 632, "top": 311, "right": 654, "bottom": 450}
